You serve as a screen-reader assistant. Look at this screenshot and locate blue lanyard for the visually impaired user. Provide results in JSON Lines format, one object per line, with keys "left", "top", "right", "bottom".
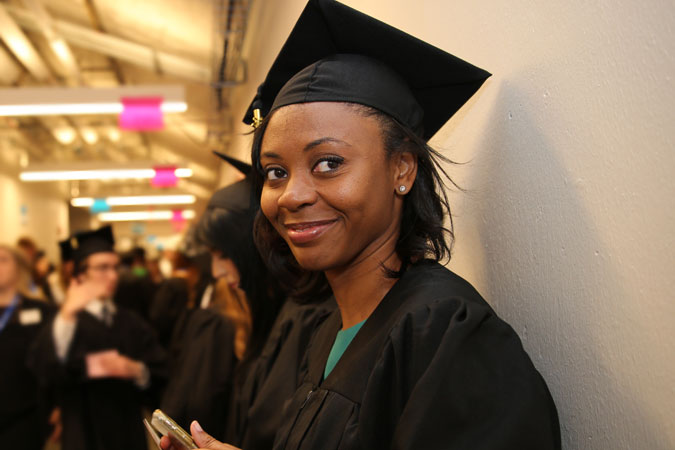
{"left": 0, "top": 294, "right": 20, "bottom": 334}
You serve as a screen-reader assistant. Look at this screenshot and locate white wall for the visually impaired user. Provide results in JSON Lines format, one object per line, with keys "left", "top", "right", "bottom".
{"left": 227, "top": 1, "right": 675, "bottom": 448}
{"left": 0, "top": 171, "right": 69, "bottom": 262}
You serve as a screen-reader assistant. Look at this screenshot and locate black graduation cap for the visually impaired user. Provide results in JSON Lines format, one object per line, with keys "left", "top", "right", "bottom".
{"left": 70, "top": 225, "right": 115, "bottom": 269}
{"left": 207, "top": 153, "right": 255, "bottom": 213}
{"left": 58, "top": 238, "right": 73, "bottom": 263}
{"left": 213, "top": 151, "right": 252, "bottom": 177}
{"left": 243, "top": 0, "right": 490, "bottom": 141}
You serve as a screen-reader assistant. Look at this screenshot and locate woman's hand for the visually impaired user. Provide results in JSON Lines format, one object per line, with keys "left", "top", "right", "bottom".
{"left": 159, "top": 421, "right": 241, "bottom": 450}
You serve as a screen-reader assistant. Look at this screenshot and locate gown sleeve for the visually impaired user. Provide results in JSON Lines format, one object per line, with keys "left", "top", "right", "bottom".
{"left": 360, "top": 296, "right": 561, "bottom": 450}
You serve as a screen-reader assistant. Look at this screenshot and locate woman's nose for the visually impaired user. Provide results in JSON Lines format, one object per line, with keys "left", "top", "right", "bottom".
{"left": 277, "top": 172, "right": 318, "bottom": 211}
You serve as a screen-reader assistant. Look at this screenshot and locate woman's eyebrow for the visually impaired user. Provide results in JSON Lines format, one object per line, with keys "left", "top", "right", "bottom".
{"left": 262, "top": 138, "right": 351, "bottom": 159}
{"left": 304, "top": 137, "right": 351, "bottom": 151}
{"left": 260, "top": 151, "right": 281, "bottom": 160}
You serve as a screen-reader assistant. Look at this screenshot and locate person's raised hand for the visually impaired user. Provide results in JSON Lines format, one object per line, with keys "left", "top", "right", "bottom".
{"left": 60, "top": 278, "right": 100, "bottom": 321}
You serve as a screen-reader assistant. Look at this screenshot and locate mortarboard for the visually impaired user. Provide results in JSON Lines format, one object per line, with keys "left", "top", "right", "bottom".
{"left": 58, "top": 239, "right": 73, "bottom": 263}
{"left": 70, "top": 225, "right": 115, "bottom": 269}
{"left": 243, "top": 0, "right": 490, "bottom": 141}
{"left": 213, "top": 151, "right": 252, "bottom": 177}
{"left": 207, "top": 153, "right": 255, "bottom": 213}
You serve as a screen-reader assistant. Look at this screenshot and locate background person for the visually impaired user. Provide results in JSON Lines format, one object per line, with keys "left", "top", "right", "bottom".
{"left": 0, "top": 244, "right": 55, "bottom": 450}
{"left": 29, "top": 226, "right": 168, "bottom": 450}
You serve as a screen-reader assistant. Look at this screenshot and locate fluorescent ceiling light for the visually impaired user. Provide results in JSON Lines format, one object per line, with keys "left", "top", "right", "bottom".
{"left": 98, "top": 210, "right": 196, "bottom": 222}
{"left": 0, "top": 85, "right": 187, "bottom": 117}
{"left": 174, "top": 168, "right": 193, "bottom": 177}
{"left": 20, "top": 168, "right": 192, "bottom": 182}
{"left": 71, "top": 195, "right": 196, "bottom": 207}
{"left": 0, "top": 101, "right": 187, "bottom": 116}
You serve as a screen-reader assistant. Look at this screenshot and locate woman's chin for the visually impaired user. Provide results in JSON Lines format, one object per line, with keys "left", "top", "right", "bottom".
{"left": 291, "top": 251, "right": 334, "bottom": 273}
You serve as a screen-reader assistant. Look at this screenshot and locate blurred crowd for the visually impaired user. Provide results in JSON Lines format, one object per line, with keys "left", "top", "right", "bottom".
{"left": 0, "top": 164, "right": 333, "bottom": 450}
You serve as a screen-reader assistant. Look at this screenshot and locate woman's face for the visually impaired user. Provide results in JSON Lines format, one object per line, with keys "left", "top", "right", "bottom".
{"left": 0, "top": 248, "right": 19, "bottom": 291}
{"left": 259, "top": 102, "right": 414, "bottom": 272}
{"left": 210, "top": 251, "right": 241, "bottom": 290}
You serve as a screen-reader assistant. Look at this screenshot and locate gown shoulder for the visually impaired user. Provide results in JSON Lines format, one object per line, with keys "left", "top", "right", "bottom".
{"left": 273, "top": 260, "right": 561, "bottom": 450}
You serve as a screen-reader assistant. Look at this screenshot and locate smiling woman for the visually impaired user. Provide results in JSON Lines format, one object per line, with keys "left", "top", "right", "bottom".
{"left": 245, "top": 1, "right": 559, "bottom": 449}
{"left": 163, "top": 0, "right": 560, "bottom": 449}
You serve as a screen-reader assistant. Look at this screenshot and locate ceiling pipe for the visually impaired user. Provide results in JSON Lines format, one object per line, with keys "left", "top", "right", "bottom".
{"left": 5, "top": 4, "right": 210, "bottom": 83}
{"left": 0, "top": 3, "right": 52, "bottom": 81}
{"left": 21, "top": 0, "right": 81, "bottom": 83}
{"left": 0, "top": 46, "right": 23, "bottom": 84}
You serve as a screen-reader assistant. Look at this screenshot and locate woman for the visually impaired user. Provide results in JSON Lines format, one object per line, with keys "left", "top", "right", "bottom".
{"left": 158, "top": 183, "right": 256, "bottom": 440}
{"left": 164, "top": 1, "right": 560, "bottom": 449}
{"left": 0, "top": 245, "right": 55, "bottom": 450}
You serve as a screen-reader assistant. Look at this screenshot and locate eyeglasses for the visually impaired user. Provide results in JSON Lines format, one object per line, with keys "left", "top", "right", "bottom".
{"left": 85, "top": 264, "right": 121, "bottom": 274}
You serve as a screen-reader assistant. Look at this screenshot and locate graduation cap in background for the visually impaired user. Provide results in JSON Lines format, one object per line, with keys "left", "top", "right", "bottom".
{"left": 208, "top": 152, "right": 255, "bottom": 213}
{"left": 70, "top": 225, "right": 115, "bottom": 270}
{"left": 213, "top": 151, "right": 252, "bottom": 177}
{"left": 243, "top": 0, "right": 491, "bottom": 141}
{"left": 58, "top": 238, "right": 73, "bottom": 263}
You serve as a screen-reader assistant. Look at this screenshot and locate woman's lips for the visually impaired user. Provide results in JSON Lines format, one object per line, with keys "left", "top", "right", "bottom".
{"left": 284, "top": 219, "right": 338, "bottom": 245}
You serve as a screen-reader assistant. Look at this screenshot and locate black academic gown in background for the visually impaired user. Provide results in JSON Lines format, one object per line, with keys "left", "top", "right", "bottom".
{"left": 272, "top": 260, "right": 561, "bottom": 450}
{"left": 149, "top": 277, "right": 191, "bottom": 349}
{"left": 115, "top": 269, "right": 157, "bottom": 322}
{"left": 28, "top": 306, "right": 168, "bottom": 450}
{"left": 0, "top": 296, "right": 55, "bottom": 450}
{"left": 160, "top": 308, "right": 237, "bottom": 440}
{"left": 226, "top": 297, "right": 335, "bottom": 450}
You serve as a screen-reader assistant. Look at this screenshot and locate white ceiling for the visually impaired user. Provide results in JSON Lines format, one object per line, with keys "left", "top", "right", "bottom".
{"left": 0, "top": 0, "right": 251, "bottom": 203}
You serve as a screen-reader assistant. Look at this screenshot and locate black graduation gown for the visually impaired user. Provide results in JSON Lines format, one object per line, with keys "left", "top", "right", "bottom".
{"left": 115, "top": 270, "right": 157, "bottom": 322}
{"left": 28, "top": 306, "right": 168, "bottom": 450}
{"left": 160, "top": 308, "right": 237, "bottom": 440}
{"left": 226, "top": 297, "right": 335, "bottom": 450}
{"left": 272, "top": 260, "right": 561, "bottom": 450}
{"left": 149, "top": 277, "right": 191, "bottom": 349}
{"left": 0, "top": 296, "right": 55, "bottom": 450}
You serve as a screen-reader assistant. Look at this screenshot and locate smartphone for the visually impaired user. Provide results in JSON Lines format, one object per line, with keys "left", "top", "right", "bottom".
{"left": 144, "top": 409, "right": 198, "bottom": 450}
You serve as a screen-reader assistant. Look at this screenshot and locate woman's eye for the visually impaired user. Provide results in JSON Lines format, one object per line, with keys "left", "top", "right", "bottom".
{"left": 313, "top": 158, "right": 343, "bottom": 173}
{"left": 265, "top": 167, "right": 287, "bottom": 181}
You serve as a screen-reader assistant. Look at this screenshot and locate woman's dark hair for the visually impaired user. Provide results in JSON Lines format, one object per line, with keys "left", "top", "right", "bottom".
{"left": 196, "top": 205, "right": 285, "bottom": 363}
{"left": 250, "top": 102, "right": 457, "bottom": 297}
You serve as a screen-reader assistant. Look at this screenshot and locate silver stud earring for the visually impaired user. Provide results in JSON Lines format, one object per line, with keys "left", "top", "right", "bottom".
{"left": 398, "top": 185, "right": 406, "bottom": 193}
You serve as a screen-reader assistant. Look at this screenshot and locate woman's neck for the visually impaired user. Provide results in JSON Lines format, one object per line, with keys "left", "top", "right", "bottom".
{"left": 0, "top": 286, "right": 18, "bottom": 307}
{"left": 325, "top": 234, "right": 401, "bottom": 329}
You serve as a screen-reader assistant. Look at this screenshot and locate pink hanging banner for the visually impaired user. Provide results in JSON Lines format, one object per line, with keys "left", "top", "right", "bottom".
{"left": 172, "top": 209, "right": 187, "bottom": 232}
{"left": 152, "top": 166, "right": 177, "bottom": 188}
{"left": 119, "top": 97, "right": 164, "bottom": 130}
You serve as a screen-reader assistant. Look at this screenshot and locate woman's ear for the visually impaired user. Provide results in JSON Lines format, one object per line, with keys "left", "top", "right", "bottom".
{"left": 393, "top": 152, "right": 417, "bottom": 195}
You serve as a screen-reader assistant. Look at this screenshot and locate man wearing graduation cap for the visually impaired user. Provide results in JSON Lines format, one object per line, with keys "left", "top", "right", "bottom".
{"left": 29, "top": 226, "right": 168, "bottom": 450}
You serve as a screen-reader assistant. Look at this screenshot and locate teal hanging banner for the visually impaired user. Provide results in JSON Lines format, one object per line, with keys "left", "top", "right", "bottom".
{"left": 89, "top": 198, "right": 110, "bottom": 213}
